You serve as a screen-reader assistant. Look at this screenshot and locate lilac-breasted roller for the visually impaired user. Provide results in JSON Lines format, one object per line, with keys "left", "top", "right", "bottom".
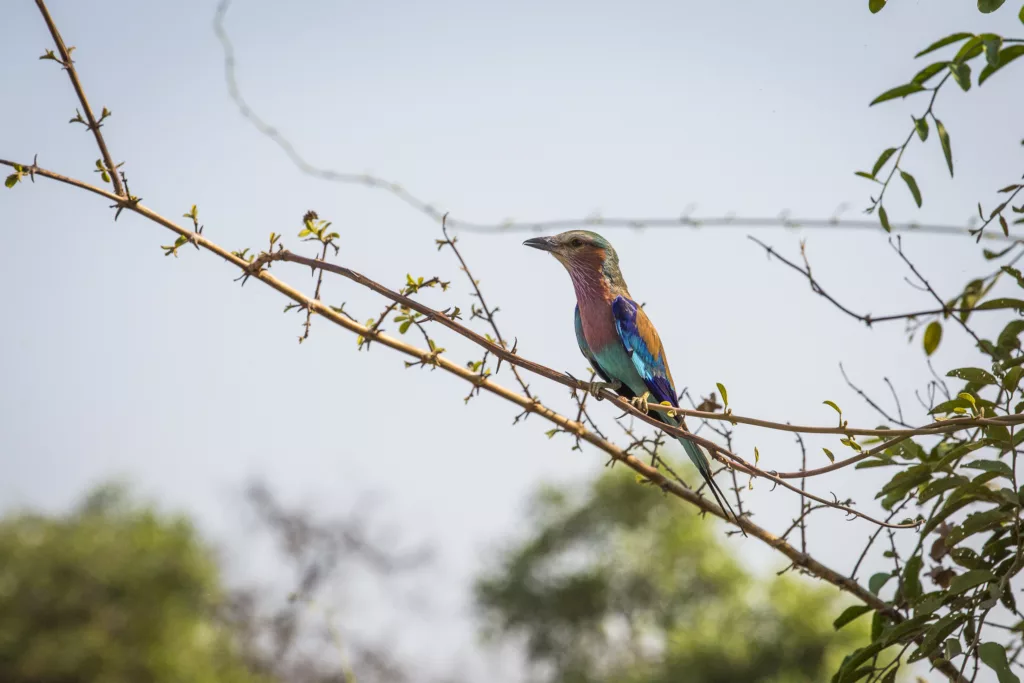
{"left": 524, "top": 230, "right": 737, "bottom": 521}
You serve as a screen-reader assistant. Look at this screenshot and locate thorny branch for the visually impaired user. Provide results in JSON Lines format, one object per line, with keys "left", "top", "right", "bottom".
{"left": 436, "top": 215, "right": 537, "bottom": 404}
{"left": 3, "top": 5, "right": 1008, "bottom": 680}
{"left": 4, "top": 147, "right": 1016, "bottom": 529}
{"left": 258, "top": 249, "right": 1024, "bottom": 481}
{"left": 841, "top": 363, "right": 913, "bottom": 429}
{"left": 891, "top": 235, "right": 983, "bottom": 346}
{"left": 750, "top": 235, "right": 1021, "bottom": 326}
{"left": 34, "top": 0, "right": 124, "bottom": 198}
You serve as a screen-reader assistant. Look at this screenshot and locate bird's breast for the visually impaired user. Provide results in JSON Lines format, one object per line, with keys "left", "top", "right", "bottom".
{"left": 577, "top": 295, "right": 618, "bottom": 351}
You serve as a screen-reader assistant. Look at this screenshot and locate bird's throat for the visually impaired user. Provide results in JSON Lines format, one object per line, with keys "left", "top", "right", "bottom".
{"left": 569, "top": 265, "right": 619, "bottom": 351}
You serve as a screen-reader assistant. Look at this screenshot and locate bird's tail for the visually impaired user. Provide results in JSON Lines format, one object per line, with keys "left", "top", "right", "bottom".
{"left": 665, "top": 415, "right": 742, "bottom": 528}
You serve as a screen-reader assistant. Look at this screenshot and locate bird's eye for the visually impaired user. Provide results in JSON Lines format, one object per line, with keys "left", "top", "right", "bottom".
{"left": 571, "top": 238, "right": 584, "bottom": 248}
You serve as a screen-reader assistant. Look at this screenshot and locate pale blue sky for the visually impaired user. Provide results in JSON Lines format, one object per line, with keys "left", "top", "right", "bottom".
{"left": 1, "top": 1, "right": 1022, "bottom": 679}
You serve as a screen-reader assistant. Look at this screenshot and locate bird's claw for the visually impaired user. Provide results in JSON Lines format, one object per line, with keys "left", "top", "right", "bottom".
{"left": 630, "top": 391, "right": 651, "bottom": 414}
{"left": 587, "top": 379, "right": 621, "bottom": 401}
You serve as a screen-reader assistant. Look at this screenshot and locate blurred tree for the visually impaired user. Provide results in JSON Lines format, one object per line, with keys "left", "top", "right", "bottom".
{"left": 0, "top": 481, "right": 440, "bottom": 683}
{"left": 0, "top": 483, "right": 265, "bottom": 683}
{"left": 475, "top": 466, "right": 870, "bottom": 683}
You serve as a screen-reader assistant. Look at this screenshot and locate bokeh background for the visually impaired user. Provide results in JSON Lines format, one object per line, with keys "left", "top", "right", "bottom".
{"left": 2, "top": 1, "right": 1022, "bottom": 680}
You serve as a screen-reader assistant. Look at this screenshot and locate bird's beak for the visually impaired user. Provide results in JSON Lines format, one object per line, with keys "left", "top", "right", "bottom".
{"left": 523, "top": 236, "right": 557, "bottom": 253}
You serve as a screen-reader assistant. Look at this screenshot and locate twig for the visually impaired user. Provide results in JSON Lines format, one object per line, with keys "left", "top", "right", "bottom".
{"left": 34, "top": 0, "right": 124, "bottom": 197}
{"left": 211, "top": 0, "right": 1014, "bottom": 245}
{"left": 750, "top": 236, "right": 1001, "bottom": 326}
{"left": 891, "top": 236, "right": 982, "bottom": 345}
{"left": 841, "top": 363, "right": 913, "bottom": 428}
{"left": 438, "top": 215, "right": 534, "bottom": 399}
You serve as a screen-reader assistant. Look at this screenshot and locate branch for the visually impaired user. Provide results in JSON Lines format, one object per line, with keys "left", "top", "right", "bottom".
{"left": 261, "top": 247, "right": 1020, "bottom": 457}
{"left": 211, "top": 0, "right": 1010, "bottom": 245}
{"left": 749, "top": 235, "right": 1019, "bottom": 325}
{"left": 891, "top": 235, "right": 982, "bottom": 345}
{"left": 34, "top": 0, "right": 124, "bottom": 197}
{"left": 437, "top": 216, "right": 536, "bottom": 400}
{"left": 6, "top": 152, "right": 1013, "bottom": 487}
{"left": 0, "top": 153, "right": 920, "bottom": 529}
{"left": 840, "top": 363, "right": 913, "bottom": 429}
{"left": 5, "top": 6, "right": 985, "bottom": 675}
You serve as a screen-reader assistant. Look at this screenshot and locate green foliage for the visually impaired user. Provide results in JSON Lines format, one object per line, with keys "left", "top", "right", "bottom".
{"left": 0, "top": 484, "right": 265, "bottom": 683}
{"left": 5, "top": 163, "right": 25, "bottom": 188}
{"left": 935, "top": 118, "right": 953, "bottom": 177}
{"left": 475, "top": 468, "right": 868, "bottom": 683}
{"left": 923, "top": 321, "right": 942, "bottom": 356}
{"left": 978, "top": 0, "right": 1006, "bottom": 13}
{"left": 833, "top": 9, "right": 1024, "bottom": 679}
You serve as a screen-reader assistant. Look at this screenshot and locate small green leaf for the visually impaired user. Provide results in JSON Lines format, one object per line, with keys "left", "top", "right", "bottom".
{"left": 914, "top": 116, "right": 929, "bottom": 141}
{"left": 870, "top": 83, "right": 924, "bottom": 106}
{"left": 1003, "top": 366, "right": 1023, "bottom": 392}
{"left": 953, "top": 36, "right": 984, "bottom": 63}
{"left": 915, "top": 32, "right": 973, "bottom": 58}
{"left": 950, "top": 62, "right": 972, "bottom": 91}
{"left": 946, "top": 367, "right": 997, "bottom": 384}
{"left": 976, "top": 297, "right": 1024, "bottom": 311}
{"left": 948, "top": 569, "right": 995, "bottom": 596}
{"left": 834, "top": 604, "right": 872, "bottom": 630}
{"left": 958, "top": 391, "right": 978, "bottom": 410}
{"left": 823, "top": 448, "right": 835, "bottom": 463}
{"left": 823, "top": 400, "right": 842, "bottom": 416}
{"left": 869, "top": 572, "right": 893, "bottom": 595}
{"left": 878, "top": 205, "right": 891, "bottom": 232}
{"left": 909, "top": 614, "right": 966, "bottom": 662}
{"left": 900, "top": 171, "right": 922, "bottom": 207}
{"left": 869, "top": 0, "right": 886, "bottom": 12}
{"left": 912, "top": 61, "right": 949, "bottom": 84}
{"left": 903, "top": 555, "right": 923, "bottom": 600}
{"left": 977, "top": 0, "right": 1006, "bottom": 12}
{"left": 924, "top": 321, "right": 942, "bottom": 356}
{"left": 963, "top": 459, "right": 1014, "bottom": 478}
{"left": 935, "top": 118, "right": 954, "bottom": 177}
{"left": 979, "top": 641, "right": 1021, "bottom": 683}
{"left": 979, "top": 45, "right": 1024, "bottom": 85}
{"left": 881, "top": 613, "right": 934, "bottom": 647}
{"left": 716, "top": 382, "right": 728, "bottom": 407}
{"left": 4, "top": 174, "right": 18, "bottom": 189}
{"left": 983, "top": 35, "right": 1003, "bottom": 65}
{"left": 871, "top": 148, "right": 898, "bottom": 176}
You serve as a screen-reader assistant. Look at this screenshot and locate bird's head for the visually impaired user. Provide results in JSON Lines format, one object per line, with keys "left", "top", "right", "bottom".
{"left": 523, "top": 230, "right": 623, "bottom": 287}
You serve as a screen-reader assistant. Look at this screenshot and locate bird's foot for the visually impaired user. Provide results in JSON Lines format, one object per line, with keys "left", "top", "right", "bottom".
{"left": 587, "top": 379, "right": 621, "bottom": 401}
{"left": 630, "top": 391, "right": 651, "bottom": 414}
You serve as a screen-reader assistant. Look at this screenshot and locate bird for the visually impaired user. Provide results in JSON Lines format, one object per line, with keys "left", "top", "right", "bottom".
{"left": 524, "top": 230, "right": 739, "bottom": 523}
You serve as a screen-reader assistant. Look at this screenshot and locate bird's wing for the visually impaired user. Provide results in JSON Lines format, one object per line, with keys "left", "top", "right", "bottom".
{"left": 611, "top": 296, "right": 678, "bottom": 407}
{"left": 612, "top": 297, "right": 741, "bottom": 526}
{"left": 575, "top": 304, "right": 614, "bottom": 384}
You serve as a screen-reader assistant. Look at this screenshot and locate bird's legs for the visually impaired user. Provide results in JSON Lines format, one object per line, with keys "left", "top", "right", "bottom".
{"left": 587, "top": 379, "right": 621, "bottom": 400}
{"left": 630, "top": 391, "right": 651, "bottom": 414}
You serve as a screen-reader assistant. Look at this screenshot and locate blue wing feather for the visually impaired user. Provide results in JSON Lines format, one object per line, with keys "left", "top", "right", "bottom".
{"left": 610, "top": 296, "right": 677, "bottom": 407}
{"left": 610, "top": 297, "right": 743, "bottom": 527}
